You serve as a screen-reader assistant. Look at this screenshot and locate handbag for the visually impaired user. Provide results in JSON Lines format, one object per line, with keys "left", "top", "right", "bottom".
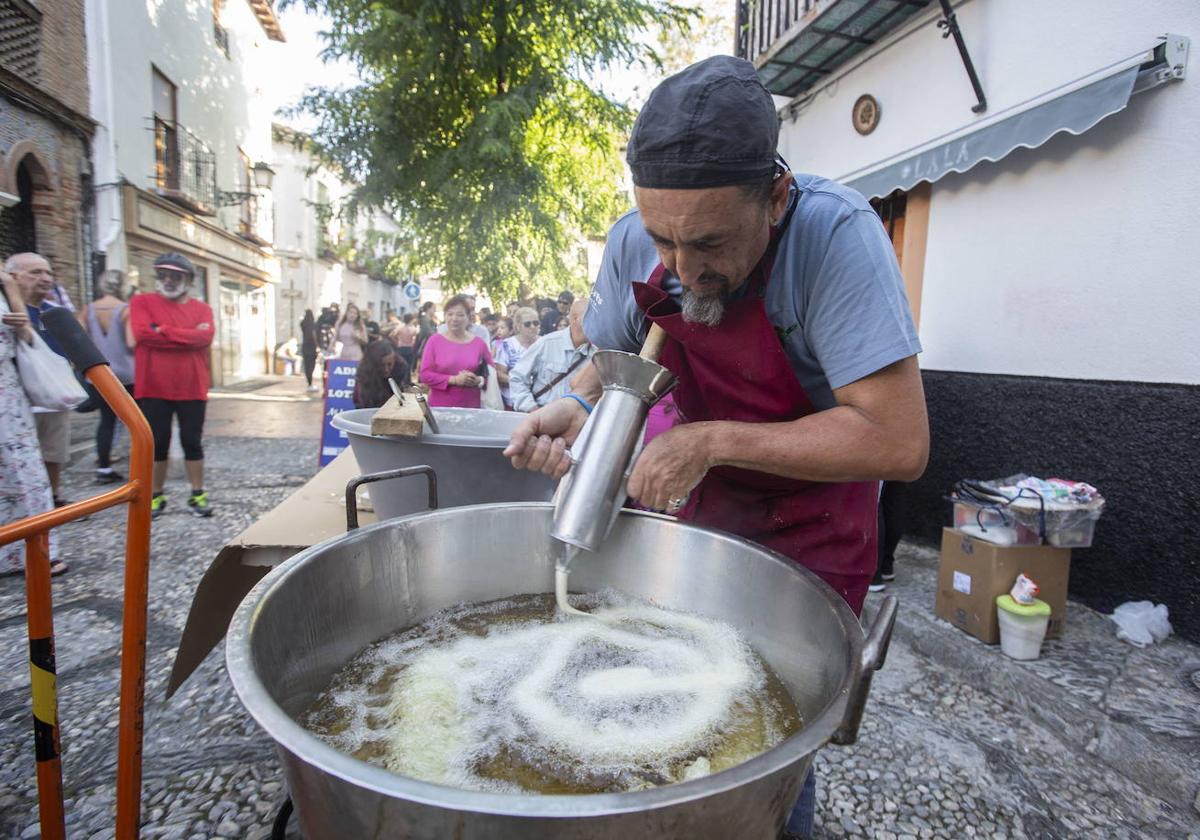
{"left": 15, "top": 329, "right": 88, "bottom": 411}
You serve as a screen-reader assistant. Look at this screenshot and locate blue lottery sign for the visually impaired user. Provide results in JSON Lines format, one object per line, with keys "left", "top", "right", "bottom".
{"left": 319, "top": 358, "right": 358, "bottom": 466}
{"left": 403, "top": 282, "right": 421, "bottom": 300}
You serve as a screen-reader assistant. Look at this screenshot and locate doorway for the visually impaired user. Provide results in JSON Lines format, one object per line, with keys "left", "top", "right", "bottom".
{"left": 0, "top": 157, "right": 41, "bottom": 257}
{"left": 217, "top": 277, "right": 271, "bottom": 383}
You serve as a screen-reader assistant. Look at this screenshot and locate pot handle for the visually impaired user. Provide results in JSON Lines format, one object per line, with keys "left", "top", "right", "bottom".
{"left": 345, "top": 465, "right": 439, "bottom": 531}
{"left": 830, "top": 594, "right": 898, "bottom": 746}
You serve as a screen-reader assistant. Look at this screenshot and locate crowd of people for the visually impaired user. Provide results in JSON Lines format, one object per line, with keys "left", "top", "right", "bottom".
{"left": 415, "top": 290, "right": 590, "bottom": 411}
{"left": 0, "top": 242, "right": 590, "bottom": 577}
{"left": 1, "top": 250, "right": 215, "bottom": 577}
{"left": 293, "top": 289, "right": 592, "bottom": 415}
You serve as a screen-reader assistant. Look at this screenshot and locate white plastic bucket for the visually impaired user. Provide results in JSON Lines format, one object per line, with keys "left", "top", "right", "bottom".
{"left": 995, "top": 595, "right": 1051, "bottom": 660}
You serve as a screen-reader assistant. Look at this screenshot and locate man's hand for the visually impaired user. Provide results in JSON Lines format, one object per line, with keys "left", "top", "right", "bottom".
{"left": 504, "top": 397, "right": 589, "bottom": 478}
{"left": 626, "top": 424, "right": 713, "bottom": 511}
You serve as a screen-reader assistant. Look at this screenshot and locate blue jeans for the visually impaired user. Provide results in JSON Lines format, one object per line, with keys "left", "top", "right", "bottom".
{"left": 785, "top": 768, "right": 816, "bottom": 836}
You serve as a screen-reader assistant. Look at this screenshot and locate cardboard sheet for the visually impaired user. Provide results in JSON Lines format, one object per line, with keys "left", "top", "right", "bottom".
{"left": 167, "top": 448, "right": 375, "bottom": 696}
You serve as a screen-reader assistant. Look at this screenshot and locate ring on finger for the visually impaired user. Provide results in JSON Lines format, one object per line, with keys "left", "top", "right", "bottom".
{"left": 665, "top": 496, "right": 687, "bottom": 514}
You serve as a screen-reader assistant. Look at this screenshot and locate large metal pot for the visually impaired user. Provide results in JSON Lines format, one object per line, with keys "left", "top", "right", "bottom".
{"left": 333, "top": 407, "right": 556, "bottom": 520}
{"left": 227, "top": 503, "right": 895, "bottom": 839}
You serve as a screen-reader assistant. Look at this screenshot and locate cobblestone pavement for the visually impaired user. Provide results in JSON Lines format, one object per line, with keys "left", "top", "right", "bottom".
{"left": 1, "top": 384, "right": 1198, "bottom": 839}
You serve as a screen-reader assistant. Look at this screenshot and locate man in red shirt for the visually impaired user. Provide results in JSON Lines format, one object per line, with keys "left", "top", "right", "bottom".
{"left": 129, "top": 253, "right": 215, "bottom": 518}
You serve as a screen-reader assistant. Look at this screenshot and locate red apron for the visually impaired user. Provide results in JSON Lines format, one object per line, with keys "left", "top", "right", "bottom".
{"left": 631, "top": 226, "right": 878, "bottom": 615}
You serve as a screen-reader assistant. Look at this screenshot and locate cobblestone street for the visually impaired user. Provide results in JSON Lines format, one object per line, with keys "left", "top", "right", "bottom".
{"left": 1, "top": 381, "right": 1198, "bottom": 839}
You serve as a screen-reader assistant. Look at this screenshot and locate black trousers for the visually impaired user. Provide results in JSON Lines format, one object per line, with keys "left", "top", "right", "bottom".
{"left": 96, "top": 383, "right": 136, "bottom": 468}
{"left": 877, "top": 481, "right": 909, "bottom": 574}
{"left": 302, "top": 352, "right": 317, "bottom": 386}
{"left": 139, "top": 398, "right": 207, "bottom": 462}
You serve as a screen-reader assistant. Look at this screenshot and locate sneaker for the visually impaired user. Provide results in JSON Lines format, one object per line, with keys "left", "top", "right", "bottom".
{"left": 150, "top": 493, "right": 167, "bottom": 519}
{"left": 96, "top": 469, "right": 125, "bottom": 485}
{"left": 187, "top": 491, "right": 213, "bottom": 517}
{"left": 868, "top": 572, "right": 887, "bottom": 592}
{"left": 879, "top": 555, "right": 896, "bottom": 581}
{"left": 306, "top": 384, "right": 319, "bottom": 393}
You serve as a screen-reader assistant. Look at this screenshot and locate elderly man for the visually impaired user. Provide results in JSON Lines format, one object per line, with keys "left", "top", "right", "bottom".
{"left": 509, "top": 298, "right": 592, "bottom": 412}
{"left": 504, "top": 56, "right": 928, "bottom": 835}
{"left": 7, "top": 252, "right": 73, "bottom": 505}
{"left": 129, "top": 252, "right": 216, "bottom": 519}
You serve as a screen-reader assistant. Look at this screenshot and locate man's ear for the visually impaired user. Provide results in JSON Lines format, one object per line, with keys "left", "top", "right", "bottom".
{"left": 770, "top": 171, "right": 793, "bottom": 223}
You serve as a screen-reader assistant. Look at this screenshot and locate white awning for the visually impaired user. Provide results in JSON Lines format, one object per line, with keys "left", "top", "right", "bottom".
{"left": 843, "top": 41, "right": 1186, "bottom": 200}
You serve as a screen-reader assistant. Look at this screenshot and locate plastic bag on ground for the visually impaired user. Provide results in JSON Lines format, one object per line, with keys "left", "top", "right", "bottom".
{"left": 1111, "top": 601, "right": 1173, "bottom": 647}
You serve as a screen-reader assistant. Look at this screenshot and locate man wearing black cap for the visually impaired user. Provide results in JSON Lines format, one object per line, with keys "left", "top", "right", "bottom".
{"left": 506, "top": 55, "right": 928, "bottom": 835}
{"left": 128, "top": 252, "right": 216, "bottom": 518}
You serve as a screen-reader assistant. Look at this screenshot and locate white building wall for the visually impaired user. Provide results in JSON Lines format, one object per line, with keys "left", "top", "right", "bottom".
{"left": 775, "top": 0, "right": 1199, "bottom": 385}
{"left": 271, "top": 131, "right": 407, "bottom": 334}
{"left": 89, "top": 0, "right": 283, "bottom": 258}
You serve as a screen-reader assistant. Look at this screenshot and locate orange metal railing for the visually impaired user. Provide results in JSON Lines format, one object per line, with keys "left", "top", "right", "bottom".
{"left": 0, "top": 308, "right": 153, "bottom": 839}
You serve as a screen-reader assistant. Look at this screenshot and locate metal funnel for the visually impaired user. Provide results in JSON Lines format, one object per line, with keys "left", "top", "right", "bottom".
{"left": 590, "top": 351, "right": 677, "bottom": 402}
{"left": 552, "top": 350, "right": 676, "bottom": 553}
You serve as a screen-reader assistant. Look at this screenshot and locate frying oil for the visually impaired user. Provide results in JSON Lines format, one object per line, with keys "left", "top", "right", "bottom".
{"left": 303, "top": 592, "right": 802, "bottom": 794}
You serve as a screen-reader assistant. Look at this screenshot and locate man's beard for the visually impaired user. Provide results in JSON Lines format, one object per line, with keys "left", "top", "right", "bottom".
{"left": 680, "top": 274, "right": 732, "bottom": 327}
{"left": 157, "top": 279, "right": 188, "bottom": 299}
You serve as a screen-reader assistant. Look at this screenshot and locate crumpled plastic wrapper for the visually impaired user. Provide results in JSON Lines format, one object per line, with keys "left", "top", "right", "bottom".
{"left": 1111, "top": 601, "right": 1173, "bottom": 647}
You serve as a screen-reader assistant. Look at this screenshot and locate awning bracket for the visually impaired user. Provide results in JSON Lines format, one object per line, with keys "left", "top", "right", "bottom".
{"left": 937, "top": 0, "right": 987, "bottom": 114}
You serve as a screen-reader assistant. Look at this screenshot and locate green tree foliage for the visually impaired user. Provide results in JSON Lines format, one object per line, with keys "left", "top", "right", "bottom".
{"left": 283, "top": 0, "right": 694, "bottom": 300}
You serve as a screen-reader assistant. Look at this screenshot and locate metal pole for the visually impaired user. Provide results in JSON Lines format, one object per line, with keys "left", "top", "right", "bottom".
{"left": 25, "top": 531, "right": 65, "bottom": 840}
{"left": 97, "top": 367, "right": 155, "bottom": 840}
{"left": 938, "top": 0, "right": 988, "bottom": 113}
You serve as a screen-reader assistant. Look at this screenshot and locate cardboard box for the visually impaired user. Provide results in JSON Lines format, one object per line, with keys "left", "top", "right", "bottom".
{"left": 167, "top": 449, "right": 376, "bottom": 696}
{"left": 934, "top": 527, "right": 1071, "bottom": 644}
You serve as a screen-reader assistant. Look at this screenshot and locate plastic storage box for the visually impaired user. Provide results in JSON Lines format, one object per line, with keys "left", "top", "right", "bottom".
{"left": 953, "top": 501, "right": 1041, "bottom": 546}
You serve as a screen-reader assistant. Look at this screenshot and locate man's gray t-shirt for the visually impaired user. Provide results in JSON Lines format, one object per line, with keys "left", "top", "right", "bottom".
{"left": 583, "top": 173, "right": 922, "bottom": 411}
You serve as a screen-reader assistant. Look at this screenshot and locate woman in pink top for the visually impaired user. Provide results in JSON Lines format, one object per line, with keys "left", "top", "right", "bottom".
{"left": 419, "top": 294, "right": 495, "bottom": 408}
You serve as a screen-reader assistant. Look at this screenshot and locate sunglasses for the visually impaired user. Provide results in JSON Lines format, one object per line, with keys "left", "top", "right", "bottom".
{"left": 155, "top": 269, "right": 189, "bottom": 281}
{"left": 522, "top": 320, "right": 539, "bottom": 328}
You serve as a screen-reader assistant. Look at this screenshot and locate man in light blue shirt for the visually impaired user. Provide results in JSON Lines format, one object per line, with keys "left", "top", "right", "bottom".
{"left": 505, "top": 55, "right": 929, "bottom": 838}
{"left": 509, "top": 299, "right": 592, "bottom": 412}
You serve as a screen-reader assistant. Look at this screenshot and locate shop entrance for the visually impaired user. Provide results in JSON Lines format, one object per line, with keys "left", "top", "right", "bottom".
{"left": 218, "top": 277, "right": 270, "bottom": 383}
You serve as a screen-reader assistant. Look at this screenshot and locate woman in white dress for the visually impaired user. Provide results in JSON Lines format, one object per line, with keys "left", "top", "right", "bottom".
{"left": 0, "top": 273, "right": 61, "bottom": 575}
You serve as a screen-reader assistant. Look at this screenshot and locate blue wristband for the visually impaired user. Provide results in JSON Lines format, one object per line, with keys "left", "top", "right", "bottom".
{"left": 563, "top": 393, "right": 593, "bottom": 414}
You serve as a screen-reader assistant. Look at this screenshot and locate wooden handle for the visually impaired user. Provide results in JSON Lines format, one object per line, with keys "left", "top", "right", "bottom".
{"left": 639, "top": 323, "right": 667, "bottom": 362}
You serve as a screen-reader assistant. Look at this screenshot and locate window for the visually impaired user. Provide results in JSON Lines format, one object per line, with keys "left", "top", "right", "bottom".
{"left": 0, "top": 0, "right": 42, "bottom": 80}
{"left": 152, "top": 67, "right": 179, "bottom": 191}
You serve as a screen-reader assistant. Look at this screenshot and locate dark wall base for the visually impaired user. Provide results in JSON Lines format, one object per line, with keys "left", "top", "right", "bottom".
{"left": 908, "top": 370, "right": 1200, "bottom": 642}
